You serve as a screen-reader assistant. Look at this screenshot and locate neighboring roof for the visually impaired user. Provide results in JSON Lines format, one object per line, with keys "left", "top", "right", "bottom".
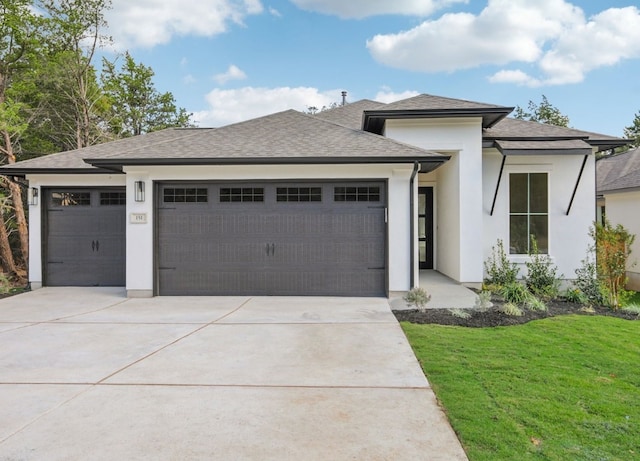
{"left": 362, "top": 94, "right": 514, "bottom": 133}
{"left": 485, "top": 118, "right": 627, "bottom": 153}
{"left": 597, "top": 147, "right": 640, "bottom": 193}
{"left": 314, "top": 99, "right": 386, "bottom": 130}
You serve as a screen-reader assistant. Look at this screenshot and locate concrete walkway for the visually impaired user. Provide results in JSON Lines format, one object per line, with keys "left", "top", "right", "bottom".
{"left": 390, "top": 271, "right": 479, "bottom": 310}
{"left": 0, "top": 288, "right": 467, "bottom": 460}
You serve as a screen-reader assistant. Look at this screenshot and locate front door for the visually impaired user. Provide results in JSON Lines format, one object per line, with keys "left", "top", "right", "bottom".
{"left": 418, "top": 187, "right": 434, "bottom": 270}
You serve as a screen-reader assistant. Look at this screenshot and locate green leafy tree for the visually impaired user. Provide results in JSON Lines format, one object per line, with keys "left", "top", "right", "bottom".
{"left": 101, "top": 52, "right": 193, "bottom": 137}
{"left": 623, "top": 112, "right": 640, "bottom": 147}
{"left": 513, "top": 95, "right": 570, "bottom": 127}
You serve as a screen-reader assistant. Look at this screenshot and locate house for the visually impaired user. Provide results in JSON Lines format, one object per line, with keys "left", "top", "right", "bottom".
{"left": 1, "top": 94, "right": 627, "bottom": 297}
{"left": 596, "top": 147, "right": 640, "bottom": 290}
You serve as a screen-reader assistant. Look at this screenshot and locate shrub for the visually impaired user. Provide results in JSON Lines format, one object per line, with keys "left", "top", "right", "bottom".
{"left": 448, "top": 308, "right": 472, "bottom": 319}
{"left": 403, "top": 287, "right": 431, "bottom": 311}
{"left": 524, "top": 296, "right": 547, "bottom": 312}
{"left": 474, "top": 291, "right": 494, "bottom": 310}
{"left": 525, "top": 236, "right": 561, "bottom": 299}
{"left": 593, "top": 220, "right": 636, "bottom": 309}
{"left": 500, "top": 302, "right": 523, "bottom": 316}
{"left": 621, "top": 304, "right": 640, "bottom": 316}
{"left": 484, "top": 239, "right": 519, "bottom": 287}
{"left": 500, "top": 281, "right": 530, "bottom": 305}
{"left": 573, "top": 252, "right": 603, "bottom": 305}
{"left": 0, "top": 273, "right": 10, "bottom": 295}
{"left": 564, "top": 288, "right": 589, "bottom": 305}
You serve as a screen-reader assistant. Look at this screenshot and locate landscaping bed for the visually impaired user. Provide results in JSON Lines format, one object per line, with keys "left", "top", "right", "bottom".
{"left": 393, "top": 297, "right": 639, "bottom": 327}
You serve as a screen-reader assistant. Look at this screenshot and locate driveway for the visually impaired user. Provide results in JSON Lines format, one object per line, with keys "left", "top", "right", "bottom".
{"left": 0, "top": 288, "right": 467, "bottom": 460}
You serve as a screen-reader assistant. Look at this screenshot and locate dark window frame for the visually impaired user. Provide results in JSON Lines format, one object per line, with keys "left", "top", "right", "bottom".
{"left": 100, "top": 191, "right": 126, "bottom": 206}
{"left": 51, "top": 192, "right": 91, "bottom": 207}
{"left": 509, "top": 173, "right": 548, "bottom": 255}
{"left": 276, "top": 187, "right": 322, "bottom": 202}
{"left": 220, "top": 187, "right": 264, "bottom": 203}
{"left": 334, "top": 186, "right": 381, "bottom": 202}
{"left": 163, "top": 188, "right": 208, "bottom": 203}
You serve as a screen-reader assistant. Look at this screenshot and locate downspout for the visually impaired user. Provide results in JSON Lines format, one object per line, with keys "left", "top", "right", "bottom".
{"left": 410, "top": 161, "right": 421, "bottom": 289}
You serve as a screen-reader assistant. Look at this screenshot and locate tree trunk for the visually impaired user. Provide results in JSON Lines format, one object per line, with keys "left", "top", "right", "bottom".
{"left": 0, "top": 206, "right": 18, "bottom": 279}
{"left": 6, "top": 180, "right": 28, "bottom": 266}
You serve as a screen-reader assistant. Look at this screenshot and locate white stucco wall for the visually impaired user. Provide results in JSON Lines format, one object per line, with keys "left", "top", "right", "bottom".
{"left": 24, "top": 174, "right": 126, "bottom": 288}
{"left": 602, "top": 190, "right": 640, "bottom": 290}
{"left": 482, "top": 150, "right": 596, "bottom": 282}
{"left": 385, "top": 117, "right": 484, "bottom": 285}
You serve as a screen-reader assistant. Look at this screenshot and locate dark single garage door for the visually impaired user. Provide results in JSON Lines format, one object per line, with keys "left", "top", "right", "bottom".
{"left": 44, "top": 188, "right": 126, "bottom": 286}
{"left": 157, "top": 182, "right": 386, "bottom": 296}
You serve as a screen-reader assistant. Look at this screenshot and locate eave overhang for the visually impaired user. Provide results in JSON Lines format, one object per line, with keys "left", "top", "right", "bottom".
{"left": 362, "top": 107, "right": 514, "bottom": 135}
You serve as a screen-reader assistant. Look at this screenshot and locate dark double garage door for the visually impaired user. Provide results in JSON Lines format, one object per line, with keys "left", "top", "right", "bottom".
{"left": 157, "top": 182, "right": 387, "bottom": 296}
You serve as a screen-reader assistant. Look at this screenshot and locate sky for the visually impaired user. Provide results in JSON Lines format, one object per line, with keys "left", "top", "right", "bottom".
{"left": 98, "top": 0, "right": 640, "bottom": 137}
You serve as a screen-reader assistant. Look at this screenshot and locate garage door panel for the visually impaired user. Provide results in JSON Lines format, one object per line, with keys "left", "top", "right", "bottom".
{"left": 45, "top": 189, "right": 125, "bottom": 287}
{"left": 157, "top": 182, "right": 386, "bottom": 296}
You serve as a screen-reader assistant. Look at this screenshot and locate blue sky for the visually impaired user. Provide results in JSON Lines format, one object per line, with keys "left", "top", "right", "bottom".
{"left": 101, "top": 0, "right": 640, "bottom": 136}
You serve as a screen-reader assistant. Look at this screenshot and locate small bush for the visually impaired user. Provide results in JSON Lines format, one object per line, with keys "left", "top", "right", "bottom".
{"left": 525, "top": 236, "right": 561, "bottom": 299}
{"left": 404, "top": 287, "right": 431, "bottom": 311}
{"left": 500, "top": 302, "right": 523, "bottom": 316}
{"left": 593, "top": 220, "right": 635, "bottom": 309}
{"left": 564, "top": 288, "right": 589, "bottom": 305}
{"left": 474, "top": 291, "right": 494, "bottom": 310}
{"left": 500, "top": 281, "right": 530, "bottom": 305}
{"left": 448, "top": 308, "right": 472, "bottom": 319}
{"left": 484, "top": 239, "right": 520, "bottom": 287}
{"left": 579, "top": 306, "right": 596, "bottom": 314}
{"left": 573, "top": 252, "right": 603, "bottom": 305}
{"left": 0, "top": 273, "right": 10, "bottom": 295}
{"left": 524, "top": 296, "right": 547, "bottom": 312}
{"left": 621, "top": 304, "right": 640, "bottom": 316}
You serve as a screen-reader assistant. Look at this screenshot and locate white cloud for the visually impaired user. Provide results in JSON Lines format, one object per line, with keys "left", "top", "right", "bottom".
{"left": 183, "top": 74, "right": 197, "bottom": 85}
{"left": 367, "top": 0, "right": 640, "bottom": 87}
{"left": 213, "top": 65, "right": 248, "bottom": 84}
{"left": 106, "top": 0, "right": 264, "bottom": 49}
{"left": 193, "top": 86, "right": 344, "bottom": 126}
{"left": 269, "top": 7, "right": 282, "bottom": 17}
{"left": 289, "top": 0, "right": 465, "bottom": 19}
{"left": 375, "top": 89, "right": 420, "bottom": 103}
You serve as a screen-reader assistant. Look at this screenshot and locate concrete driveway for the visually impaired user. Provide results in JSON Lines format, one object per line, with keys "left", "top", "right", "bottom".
{"left": 0, "top": 288, "right": 467, "bottom": 460}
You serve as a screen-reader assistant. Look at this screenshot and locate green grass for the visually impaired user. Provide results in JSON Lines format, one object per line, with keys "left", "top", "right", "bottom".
{"left": 402, "top": 316, "right": 640, "bottom": 460}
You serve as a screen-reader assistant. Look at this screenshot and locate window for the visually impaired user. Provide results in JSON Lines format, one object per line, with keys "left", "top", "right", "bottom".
{"left": 51, "top": 192, "right": 90, "bottom": 206}
{"left": 509, "top": 173, "right": 548, "bottom": 254}
{"left": 220, "top": 187, "right": 264, "bottom": 202}
{"left": 100, "top": 192, "right": 126, "bottom": 205}
{"left": 276, "top": 187, "right": 322, "bottom": 202}
{"left": 163, "top": 188, "right": 208, "bottom": 203}
{"left": 334, "top": 186, "right": 380, "bottom": 202}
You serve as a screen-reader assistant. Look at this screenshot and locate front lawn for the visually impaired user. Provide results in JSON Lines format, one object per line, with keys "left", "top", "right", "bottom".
{"left": 402, "top": 316, "right": 640, "bottom": 460}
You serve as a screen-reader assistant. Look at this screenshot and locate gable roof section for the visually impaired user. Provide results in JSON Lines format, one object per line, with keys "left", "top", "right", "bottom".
{"left": 362, "top": 94, "right": 514, "bottom": 134}
{"left": 597, "top": 147, "right": 640, "bottom": 193}
{"left": 485, "top": 118, "right": 628, "bottom": 154}
{"left": 78, "top": 110, "right": 447, "bottom": 172}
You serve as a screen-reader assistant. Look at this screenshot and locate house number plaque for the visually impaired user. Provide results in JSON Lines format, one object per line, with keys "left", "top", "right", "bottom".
{"left": 130, "top": 213, "right": 148, "bottom": 224}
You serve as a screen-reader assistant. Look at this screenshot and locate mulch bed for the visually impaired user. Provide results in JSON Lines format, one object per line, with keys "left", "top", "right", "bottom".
{"left": 393, "top": 298, "right": 640, "bottom": 327}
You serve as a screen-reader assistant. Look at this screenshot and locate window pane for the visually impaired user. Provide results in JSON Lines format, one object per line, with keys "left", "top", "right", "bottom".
{"left": 509, "top": 215, "right": 528, "bottom": 254}
{"left": 52, "top": 192, "right": 91, "bottom": 206}
{"left": 509, "top": 174, "right": 528, "bottom": 213}
{"left": 530, "top": 173, "right": 548, "bottom": 213}
{"left": 418, "top": 194, "right": 426, "bottom": 215}
{"left": 419, "top": 241, "right": 426, "bottom": 263}
{"left": 530, "top": 215, "right": 549, "bottom": 253}
{"left": 418, "top": 217, "right": 426, "bottom": 239}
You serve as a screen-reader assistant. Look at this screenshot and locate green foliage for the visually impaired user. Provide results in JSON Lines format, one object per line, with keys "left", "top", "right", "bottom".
{"left": 474, "top": 291, "right": 493, "bottom": 310}
{"left": 623, "top": 111, "right": 640, "bottom": 147}
{"left": 0, "top": 272, "right": 10, "bottom": 294}
{"left": 563, "top": 288, "right": 589, "bottom": 305}
{"left": 403, "top": 287, "right": 431, "bottom": 311}
{"left": 499, "top": 302, "right": 523, "bottom": 316}
{"left": 513, "top": 95, "right": 570, "bottom": 127}
{"left": 573, "top": 251, "right": 604, "bottom": 305}
{"left": 621, "top": 304, "right": 640, "bottom": 315}
{"left": 593, "top": 219, "right": 636, "bottom": 309}
{"left": 525, "top": 236, "right": 561, "bottom": 299}
{"left": 524, "top": 296, "right": 547, "bottom": 312}
{"left": 101, "top": 52, "right": 193, "bottom": 137}
{"left": 447, "top": 308, "right": 472, "bottom": 319}
{"left": 500, "top": 281, "right": 530, "bottom": 305}
{"left": 484, "top": 239, "right": 519, "bottom": 287}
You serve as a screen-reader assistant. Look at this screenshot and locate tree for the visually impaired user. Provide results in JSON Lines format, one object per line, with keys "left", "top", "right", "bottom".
{"left": 101, "top": 52, "right": 193, "bottom": 137}
{"left": 513, "top": 95, "right": 570, "bottom": 127}
{"left": 623, "top": 112, "right": 640, "bottom": 147}
{"left": 0, "top": 0, "right": 42, "bottom": 276}
{"left": 39, "top": 0, "right": 112, "bottom": 149}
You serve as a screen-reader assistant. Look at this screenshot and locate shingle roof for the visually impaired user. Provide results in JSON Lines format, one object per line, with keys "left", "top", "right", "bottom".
{"left": 382, "top": 94, "right": 509, "bottom": 111}
{"left": 83, "top": 110, "right": 447, "bottom": 169}
{"left": 495, "top": 139, "right": 593, "bottom": 156}
{"left": 314, "top": 99, "right": 386, "bottom": 130}
{"left": 597, "top": 147, "right": 640, "bottom": 192}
